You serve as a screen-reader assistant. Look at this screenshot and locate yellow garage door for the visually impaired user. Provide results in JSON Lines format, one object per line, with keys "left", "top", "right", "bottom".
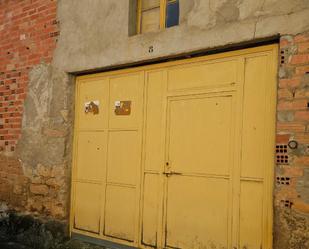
{"left": 71, "top": 45, "right": 278, "bottom": 249}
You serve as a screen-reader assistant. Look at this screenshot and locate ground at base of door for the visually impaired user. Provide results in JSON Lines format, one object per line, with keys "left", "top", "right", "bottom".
{"left": 0, "top": 212, "right": 107, "bottom": 249}
{"left": 0, "top": 240, "right": 107, "bottom": 249}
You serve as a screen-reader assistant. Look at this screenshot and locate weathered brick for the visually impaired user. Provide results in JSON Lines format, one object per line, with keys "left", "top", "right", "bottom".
{"left": 283, "top": 166, "right": 304, "bottom": 177}
{"left": 37, "top": 164, "right": 51, "bottom": 178}
{"left": 291, "top": 54, "right": 309, "bottom": 65}
{"left": 294, "top": 156, "right": 309, "bottom": 166}
{"left": 295, "top": 65, "right": 309, "bottom": 75}
{"left": 293, "top": 199, "right": 309, "bottom": 213}
{"left": 29, "top": 184, "right": 49, "bottom": 196}
{"left": 277, "top": 89, "right": 293, "bottom": 100}
{"left": 43, "top": 127, "right": 66, "bottom": 138}
{"left": 294, "top": 111, "right": 309, "bottom": 121}
{"left": 294, "top": 33, "right": 309, "bottom": 43}
{"left": 295, "top": 88, "right": 309, "bottom": 98}
{"left": 277, "top": 122, "right": 306, "bottom": 132}
{"left": 298, "top": 42, "right": 309, "bottom": 53}
{"left": 279, "top": 77, "right": 301, "bottom": 88}
{"left": 295, "top": 133, "right": 309, "bottom": 143}
{"left": 276, "top": 134, "right": 291, "bottom": 143}
{"left": 277, "top": 99, "right": 308, "bottom": 110}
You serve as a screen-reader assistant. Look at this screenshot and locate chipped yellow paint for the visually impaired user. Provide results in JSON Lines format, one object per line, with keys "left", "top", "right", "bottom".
{"left": 71, "top": 45, "right": 278, "bottom": 249}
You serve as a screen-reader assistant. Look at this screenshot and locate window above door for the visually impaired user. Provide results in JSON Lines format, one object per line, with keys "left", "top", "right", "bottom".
{"left": 137, "top": 0, "right": 179, "bottom": 34}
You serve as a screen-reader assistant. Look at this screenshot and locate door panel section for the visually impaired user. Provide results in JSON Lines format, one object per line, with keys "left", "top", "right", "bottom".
{"left": 78, "top": 79, "right": 108, "bottom": 130}
{"left": 76, "top": 131, "right": 106, "bottom": 181}
{"left": 168, "top": 95, "right": 233, "bottom": 176}
{"left": 239, "top": 181, "right": 263, "bottom": 249}
{"left": 141, "top": 70, "right": 166, "bottom": 248}
{"left": 164, "top": 94, "right": 234, "bottom": 249}
{"left": 241, "top": 56, "right": 269, "bottom": 179}
{"left": 144, "top": 71, "right": 166, "bottom": 172}
{"left": 107, "top": 131, "right": 140, "bottom": 185}
{"left": 109, "top": 73, "right": 143, "bottom": 129}
{"left": 104, "top": 72, "right": 144, "bottom": 244}
{"left": 74, "top": 182, "right": 101, "bottom": 233}
{"left": 167, "top": 59, "right": 237, "bottom": 91}
{"left": 141, "top": 173, "right": 160, "bottom": 247}
{"left": 165, "top": 176, "right": 229, "bottom": 249}
{"left": 104, "top": 185, "right": 136, "bottom": 241}
{"left": 73, "top": 72, "right": 144, "bottom": 247}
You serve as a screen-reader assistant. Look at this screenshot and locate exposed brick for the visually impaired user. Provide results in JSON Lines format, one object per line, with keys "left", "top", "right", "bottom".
{"left": 37, "top": 164, "right": 51, "bottom": 178}
{"left": 276, "top": 134, "right": 291, "bottom": 144}
{"left": 294, "top": 111, "right": 309, "bottom": 121}
{"left": 42, "top": 128, "right": 66, "bottom": 138}
{"left": 293, "top": 199, "right": 309, "bottom": 213}
{"left": 29, "top": 184, "right": 49, "bottom": 196}
{"left": 277, "top": 89, "right": 293, "bottom": 100}
{"left": 295, "top": 89, "right": 309, "bottom": 98}
{"left": 295, "top": 133, "right": 309, "bottom": 143}
{"left": 280, "top": 38, "right": 292, "bottom": 48}
{"left": 294, "top": 33, "right": 309, "bottom": 43}
{"left": 291, "top": 54, "right": 309, "bottom": 65}
{"left": 277, "top": 122, "right": 306, "bottom": 132}
{"left": 298, "top": 42, "right": 309, "bottom": 53}
{"left": 0, "top": 0, "right": 58, "bottom": 153}
{"left": 283, "top": 166, "right": 304, "bottom": 177}
{"left": 294, "top": 156, "right": 309, "bottom": 166}
{"left": 279, "top": 77, "right": 301, "bottom": 88}
{"left": 295, "top": 65, "right": 309, "bottom": 75}
{"left": 277, "top": 99, "right": 308, "bottom": 111}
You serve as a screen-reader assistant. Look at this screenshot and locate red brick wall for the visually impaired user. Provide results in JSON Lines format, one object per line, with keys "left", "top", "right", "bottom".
{"left": 276, "top": 33, "right": 309, "bottom": 214}
{"left": 0, "top": 0, "right": 58, "bottom": 153}
{"left": 0, "top": 0, "right": 59, "bottom": 213}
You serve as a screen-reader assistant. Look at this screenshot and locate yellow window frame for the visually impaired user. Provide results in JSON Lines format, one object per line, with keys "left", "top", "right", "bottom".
{"left": 137, "top": 0, "right": 178, "bottom": 34}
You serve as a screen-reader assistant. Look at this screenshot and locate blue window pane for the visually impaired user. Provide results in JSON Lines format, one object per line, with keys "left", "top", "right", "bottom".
{"left": 166, "top": 0, "right": 179, "bottom": 28}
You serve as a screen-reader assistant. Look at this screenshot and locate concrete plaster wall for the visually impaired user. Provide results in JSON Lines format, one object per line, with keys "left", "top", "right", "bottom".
{"left": 52, "top": 0, "right": 309, "bottom": 72}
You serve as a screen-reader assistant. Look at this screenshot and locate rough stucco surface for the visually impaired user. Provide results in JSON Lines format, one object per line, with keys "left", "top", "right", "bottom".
{"left": 53, "top": 0, "right": 309, "bottom": 72}
{"left": 17, "top": 64, "right": 72, "bottom": 167}
{"left": 15, "top": 63, "right": 74, "bottom": 220}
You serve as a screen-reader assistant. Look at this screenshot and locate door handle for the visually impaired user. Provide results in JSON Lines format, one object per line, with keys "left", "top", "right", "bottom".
{"left": 162, "top": 171, "right": 182, "bottom": 177}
